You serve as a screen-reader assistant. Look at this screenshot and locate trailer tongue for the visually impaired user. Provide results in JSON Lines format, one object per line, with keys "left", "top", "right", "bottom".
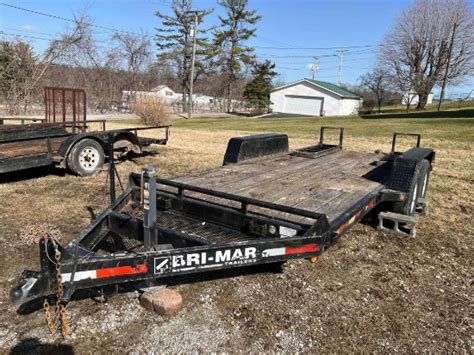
{"left": 10, "top": 128, "right": 434, "bottom": 306}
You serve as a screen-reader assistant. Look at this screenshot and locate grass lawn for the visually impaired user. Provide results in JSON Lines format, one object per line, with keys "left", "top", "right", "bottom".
{"left": 0, "top": 109, "right": 472, "bottom": 352}
{"left": 169, "top": 108, "right": 474, "bottom": 143}
{"left": 376, "top": 99, "right": 474, "bottom": 113}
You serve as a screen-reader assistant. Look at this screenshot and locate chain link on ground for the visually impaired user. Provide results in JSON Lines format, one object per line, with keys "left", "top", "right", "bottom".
{"left": 19, "top": 223, "right": 62, "bottom": 246}
{"left": 20, "top": 224, "right": 69, "bottom": 337}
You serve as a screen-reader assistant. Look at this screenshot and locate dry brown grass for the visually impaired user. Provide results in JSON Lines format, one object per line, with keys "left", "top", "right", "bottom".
{"left": 0, "top": 119, "right": 472, "bottom": 352}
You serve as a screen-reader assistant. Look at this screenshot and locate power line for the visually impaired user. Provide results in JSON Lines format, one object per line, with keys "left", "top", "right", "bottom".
{"left": 0, "top": 30, "right": 122, "bottom": 52}
{"left": 256, "top": 48, "right": 376, "bottom": 59}
{"left": 259, "top": 55, "right": 377, "bottom": 66}
{"left": 254, "top": 44, "right": 375, "bottom": 50}
{"left": 0, "top": 30, "right": 51, "bottom": 41}
{"left": 0, "top": 2, "right": 139, "bottom": 36}
{"left": 1, "top": 26, "right": 56, "bottom": 37}
{"left": 254, "top": 35, "right": 471, "bottom": 53}
{"left": 276, "top": 63, "right": 373, "bottom": 72}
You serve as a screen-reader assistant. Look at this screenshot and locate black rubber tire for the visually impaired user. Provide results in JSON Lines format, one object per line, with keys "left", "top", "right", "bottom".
{"left": 417, "top": 159, "right": 431, "bottom": 199}
{"left": 67, "top": 138, "right": 105, "bottom": 176}
{"left": 393, "top": 163, "right": 421, "bottom": 216}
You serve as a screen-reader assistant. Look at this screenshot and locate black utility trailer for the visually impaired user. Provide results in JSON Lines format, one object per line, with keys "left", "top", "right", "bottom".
{"left": 0, "top": 120, "right": 170, "bottom": 176}
{"left": 10, "top": 128, "right": 434, "bottom": 305}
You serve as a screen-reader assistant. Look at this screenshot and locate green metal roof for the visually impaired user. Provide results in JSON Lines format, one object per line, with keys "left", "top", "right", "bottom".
{"left": 305, "top": 79, "right": 360, "bottom": 98}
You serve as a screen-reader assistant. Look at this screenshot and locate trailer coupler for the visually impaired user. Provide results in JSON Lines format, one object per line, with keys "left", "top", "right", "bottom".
{"left": 10, "top": 237, "right": 77, "bottom": 305}
{"left": 10, "top": 270, "right": 50, "bottom": 305}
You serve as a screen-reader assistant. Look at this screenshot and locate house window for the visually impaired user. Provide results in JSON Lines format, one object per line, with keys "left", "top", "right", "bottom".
{"left": 165, "top": 91, "right": 173, "bottom": 96}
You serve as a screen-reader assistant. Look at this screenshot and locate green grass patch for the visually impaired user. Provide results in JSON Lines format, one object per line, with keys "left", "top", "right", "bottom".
{"left": 379, "top": 100, "right": 474, "bottom": 113}
{"left": 361, "top": 108, "right": 474, "bottom": 120}
{"left": 173, "top": 112, "right": 474, "bottom": 143}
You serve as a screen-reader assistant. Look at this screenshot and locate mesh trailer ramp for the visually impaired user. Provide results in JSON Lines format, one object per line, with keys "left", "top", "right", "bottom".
{"left": 11, "top": 127, "right": 435, "bottom": 305}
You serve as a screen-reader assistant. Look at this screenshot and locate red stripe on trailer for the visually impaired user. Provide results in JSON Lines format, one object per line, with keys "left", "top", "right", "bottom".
{"left": 285, "top": 244, "right": 319, "bottom": 255}
{"left": 336, "top": 198, "right": 378, "bottom": 234}
{"left": 96, "top": 264, "right": 148, "bottom": 279}
{"left": 367, "top": 199, "right": 376, "bottom": 209}
{"left": 337, "top": 222, "right": 349, "bottom": 234}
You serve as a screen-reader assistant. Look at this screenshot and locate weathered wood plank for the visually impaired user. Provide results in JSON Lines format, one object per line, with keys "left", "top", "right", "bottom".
{"left": 175, "top": 149, "right": 343, "bottom": 194}
{"left": 0, "top": 137, "right": 65, "bottom": 159}
{"left": 162, "top": 149, "right": 384, "bottom": 225}
{"left": 0, "top": 124, "right": 68, "bottom": 143}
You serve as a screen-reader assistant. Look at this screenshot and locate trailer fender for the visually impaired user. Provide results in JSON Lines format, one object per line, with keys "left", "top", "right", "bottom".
{"left": 112, "top": 131, "right": 143, "bottom": 155}
{"left": 386, "top": 147, "right": 435, "bottom": 194}
{"left": 223, "top": 133, "right": 289, "bottom": 165}
{"left": 57, "top": 132, "right": 143, "bottom": 168}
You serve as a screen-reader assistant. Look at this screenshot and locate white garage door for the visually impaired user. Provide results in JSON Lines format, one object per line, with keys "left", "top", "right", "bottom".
{"left": 284, "top": 95, "right": 323, "bottom": 116}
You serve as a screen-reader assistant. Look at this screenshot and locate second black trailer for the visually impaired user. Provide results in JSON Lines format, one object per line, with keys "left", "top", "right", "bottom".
{"left": 0, "top": 120, "right": 170, "bottom": 176}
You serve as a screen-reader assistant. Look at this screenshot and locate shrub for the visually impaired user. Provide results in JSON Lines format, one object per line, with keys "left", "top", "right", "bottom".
{"left": 131, "top": 96, "right": 169, "bottom": 125}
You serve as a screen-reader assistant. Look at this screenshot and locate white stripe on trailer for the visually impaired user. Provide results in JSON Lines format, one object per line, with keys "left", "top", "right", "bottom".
{"left": 262, "top": 247, "right": 286, "bottom": 257}
{"left": 61, "top": 270, "right": 96, "bottom": 282}
{"left": 348, "top": 215, "right": 356, "bottom": 225}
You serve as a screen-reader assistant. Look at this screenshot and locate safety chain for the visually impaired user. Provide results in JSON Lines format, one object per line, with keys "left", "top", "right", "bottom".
{"left": 42, "top": 234, "right": 70, "bottom": 338}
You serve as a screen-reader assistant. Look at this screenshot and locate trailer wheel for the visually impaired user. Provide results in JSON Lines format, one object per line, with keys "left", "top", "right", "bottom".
{"left": 68, "top": 139, "right": 105, "bottom": 176}
{"left": 417, "top": 159, "right": 431, "bottom": 199}
{"left": 393, "top": 167, "right": 420, "bottom": 216}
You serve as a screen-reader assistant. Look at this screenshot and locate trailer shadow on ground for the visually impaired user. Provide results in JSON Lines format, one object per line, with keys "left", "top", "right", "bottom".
{"left": 0, "top": 166, "right": 66, "bottom": 184}
{"left": 9, "top": 338, "right": 74, "bottom": 355}
{"left": 0, "top": 151, "right": 161, "bottom": 184}
{"left": 116, "top": 150, "right": 161, "bottom": 165}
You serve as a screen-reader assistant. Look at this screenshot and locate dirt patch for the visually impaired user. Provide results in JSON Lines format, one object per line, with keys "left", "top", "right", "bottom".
{"left": 0, "top": 126, "right": 472, "bottom": 352}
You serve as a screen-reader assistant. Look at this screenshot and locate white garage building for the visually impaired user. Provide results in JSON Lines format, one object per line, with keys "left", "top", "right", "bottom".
{"left": 270, "top": 79, "right": 361, "bottom": 116}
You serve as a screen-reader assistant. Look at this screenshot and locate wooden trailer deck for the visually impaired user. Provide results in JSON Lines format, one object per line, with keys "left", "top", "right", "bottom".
{"left": 0, "top": 137, "right": 66, "bottom": 160}
{"left": 159, "top": 149, "right": 389, "bottom": 225}
{"left": 0, "top": 136, "right": 160, "bottom": 160}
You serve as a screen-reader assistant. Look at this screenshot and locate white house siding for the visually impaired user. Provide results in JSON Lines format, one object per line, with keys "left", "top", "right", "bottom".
{"left": 271, "top": 82, "right": 357, "bottom": 116}
{"left": 402, "top": 92, "right": 434, "bottom": 105}
{"left": 340, "top": 98, "right": 361, "bottom": 116}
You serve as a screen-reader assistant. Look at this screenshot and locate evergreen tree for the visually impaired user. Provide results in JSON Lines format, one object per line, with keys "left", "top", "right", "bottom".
{"left": 213, "top": 0, "right": 261, "bottom": 112}
{"left": 155, "top": 0, "right": 212, "bottom": 112}
{"left": 243, "top": 60, "right": 277, "bottom": 114}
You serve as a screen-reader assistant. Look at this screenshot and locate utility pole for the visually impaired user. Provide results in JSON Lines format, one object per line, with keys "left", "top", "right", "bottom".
{"left": 337, "top": 48, "right": 346, "bottom": 86}
{"left": 310, "top": 56, "right": 319, "bottom": 80}
{"left": 437, "top": 22, "right": 457, "bottom": 112}
{"left": 187, "top": 10, "right": 201, "bottom": 119}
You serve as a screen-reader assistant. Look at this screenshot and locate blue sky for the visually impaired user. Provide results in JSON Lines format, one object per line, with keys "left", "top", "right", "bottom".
{"left": 0, "top": 0, "right": 472, "bottom": 97}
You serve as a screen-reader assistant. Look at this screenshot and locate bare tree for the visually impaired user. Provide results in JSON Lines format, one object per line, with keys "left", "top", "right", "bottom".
{"left": 359, "top": 68, "right": 391, "bottom": 113}
{"left": 25, "top": 17, "right": 89, "bottom": 112}
{"left": 112, "top": 31, "right": 152, "bottom": 93}
{"left": 379, "top": 0, "right": 474, "bottom": 110}
{"left": 0, "top": 16, "right": 90, "bottom": 114}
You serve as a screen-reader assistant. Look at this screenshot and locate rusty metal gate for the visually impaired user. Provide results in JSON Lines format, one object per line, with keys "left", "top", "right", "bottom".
{"left": 44, "top": 87, "right": 86, "bottom": 127}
